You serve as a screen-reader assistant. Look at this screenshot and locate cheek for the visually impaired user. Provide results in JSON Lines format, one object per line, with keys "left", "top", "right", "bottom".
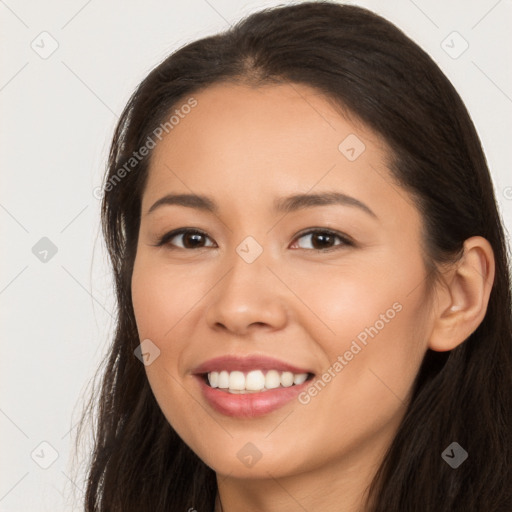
{"left": 290, "top": 253, "right": 429, "bottom": 400}
{"left": 131, "top": 254, "right": 215, "bottom": 421}
{"left": 291, "top": 283, "right": 427, "bottom": 465}
{"left": 131, "top": 254, "right": 207, "bottom": 340}
{"left": 281, "top": 256, "right": 419, "bottom": 346}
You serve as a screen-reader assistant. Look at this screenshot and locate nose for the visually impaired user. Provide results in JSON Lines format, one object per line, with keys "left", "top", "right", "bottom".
{"left": 205, "top": 249, "right": 289, "bottom": 336}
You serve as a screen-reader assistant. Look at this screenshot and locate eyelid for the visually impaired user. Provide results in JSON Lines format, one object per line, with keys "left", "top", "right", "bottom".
{"left": 293, "top": 227, "right": 353, "bottom": 243}
{"left": 154, "top": 227, "right": 354, "bottom": 251}
{"left": 153, "top": 228, "right": 215, "bottom": 248}
{"left": 291, "top": 228, "right": 354, "bottom": 251}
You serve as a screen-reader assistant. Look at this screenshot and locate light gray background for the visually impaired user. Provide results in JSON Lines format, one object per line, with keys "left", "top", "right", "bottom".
{"left": 1, "top": 0, "right": 511, "bottom": 510}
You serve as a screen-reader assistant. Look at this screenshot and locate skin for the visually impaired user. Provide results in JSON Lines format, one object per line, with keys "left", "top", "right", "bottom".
{"left": 131, "top": 82, "right": 494, "bottom": 512}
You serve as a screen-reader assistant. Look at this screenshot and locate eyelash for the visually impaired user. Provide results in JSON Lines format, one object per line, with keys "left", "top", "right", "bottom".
{"left": 154, "top": 228, "right": 354, "bottom": 252}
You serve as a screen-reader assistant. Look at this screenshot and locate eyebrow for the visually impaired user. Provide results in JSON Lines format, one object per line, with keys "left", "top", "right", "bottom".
{"left": 147, "top": 191, "right": 376, "bottom": 218}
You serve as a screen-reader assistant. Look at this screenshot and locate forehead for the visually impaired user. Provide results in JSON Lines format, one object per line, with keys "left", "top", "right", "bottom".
{"left": 151, "top": 81, "right": 385, "bottom": 161}
{"left": 142, "top": 82, "right": 417, "bottom": 229}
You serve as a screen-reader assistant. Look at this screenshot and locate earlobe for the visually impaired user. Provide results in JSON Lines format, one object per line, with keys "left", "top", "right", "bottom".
{"left": 428, "top": 236, "right": 495, "bottom": 352}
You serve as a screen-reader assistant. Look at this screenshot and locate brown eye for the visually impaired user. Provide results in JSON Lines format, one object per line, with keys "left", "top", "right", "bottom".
{"left": 292, "top": 229, "right": 352, "bottom": 251}
{"left": 157, "top": 229, "right": 216, "bottom": 249}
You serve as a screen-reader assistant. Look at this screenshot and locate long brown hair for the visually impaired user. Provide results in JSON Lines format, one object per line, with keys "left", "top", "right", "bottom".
{"left": 77, "top": 2, "right": 512, "bottom": 510}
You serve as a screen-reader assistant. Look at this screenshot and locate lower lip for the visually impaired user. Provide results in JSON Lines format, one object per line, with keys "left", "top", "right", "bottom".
{"left": 195, "top": 375, "right": 312, "bottom": 418}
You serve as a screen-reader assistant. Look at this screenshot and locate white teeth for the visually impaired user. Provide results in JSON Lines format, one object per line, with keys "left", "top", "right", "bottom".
{"left": 218, "top": 370, "right": 229, "bottom": 389}
{"left": 206, "top": 369, "right": 310, "bottom": 392}
{"left": 229, "top": 371, "right": 245, "bottom": 390}
{"left": 265, "top": 370, "right": 281, "bottom": 389}
{"left": 208, "top": 371, "right": 219, "bottom": 388}
{"left": 281, "top": 371, "right": 294, "bottom": 387}
{"left": 293, "top": 373, "right": 308, "bottom": 385}
{"left": 246, "top": 370, "right": 266, "bottom": 391}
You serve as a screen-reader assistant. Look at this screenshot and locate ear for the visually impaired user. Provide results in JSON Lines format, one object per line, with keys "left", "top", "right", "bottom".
{"left": 428, "top": 236, "right": 495, "bottom": 352}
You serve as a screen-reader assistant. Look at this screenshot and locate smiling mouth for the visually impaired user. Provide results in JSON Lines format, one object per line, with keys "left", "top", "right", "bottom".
{"left": 201, "top": 369, "right": 315, "bottom": 394}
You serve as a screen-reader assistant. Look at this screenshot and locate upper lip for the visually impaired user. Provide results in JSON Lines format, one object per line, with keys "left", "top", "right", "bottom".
{"left": 191, "top": 355, "right": 314, "bottom": 375}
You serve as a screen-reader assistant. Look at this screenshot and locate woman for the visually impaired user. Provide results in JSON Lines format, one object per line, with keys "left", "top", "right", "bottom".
{"left": 78, "top": 2, "right": 512, "bottom": 510}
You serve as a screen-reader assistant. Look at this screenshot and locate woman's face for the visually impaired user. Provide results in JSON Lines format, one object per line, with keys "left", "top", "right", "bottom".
{"left": 131, "top": 82, "right": 433, "bottom": 480}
